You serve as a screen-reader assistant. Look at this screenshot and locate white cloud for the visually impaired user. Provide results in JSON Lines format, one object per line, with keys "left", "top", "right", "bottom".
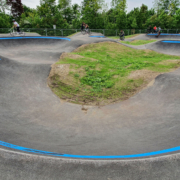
{"left": 22, "top": 0, "right": 154, "bottom": 12}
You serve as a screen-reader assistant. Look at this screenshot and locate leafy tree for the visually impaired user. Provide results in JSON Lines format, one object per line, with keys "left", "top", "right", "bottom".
{"left": 116, "top": 0, "right": 127, "bottom": 29}
{"left": 81, "top": 0, "right": 104, "bottom": 28}
{"left": 58, "top": 0, "right": 71, "bottom": 9}
{"left": 139, "top": 4, "right": 148, "bottom": 28}
{"left": 6, "top": 0, "right": 24, "bottom": 18}
{"left": 131, "top": 17, "right": 138, "bottom": 28}
{"left": 168, "top": 0, "right": 180, "bottom": 14}
{"left": 72, "top": 4, "right": 81, "bottom": 28}
{"left": 0, "top": 12, "right": 11, "bottom": 27}
{"left": 0, "top": 0, "right": 9, "bottom": 13}
{"left": 23, "top": 5, "right": 33, "bottom": 17}
{"left": 153, "top": 0, "right": 180, "bottom": 14}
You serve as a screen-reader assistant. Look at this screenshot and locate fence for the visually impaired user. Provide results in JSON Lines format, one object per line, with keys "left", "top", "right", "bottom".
{"left": 0, "top": 28, "right": 180, "bottom": 37}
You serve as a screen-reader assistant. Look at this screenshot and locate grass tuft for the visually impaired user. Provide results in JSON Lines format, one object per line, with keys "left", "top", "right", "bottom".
{"left": 121, "top": 39, "right": 157, "bottom": 46}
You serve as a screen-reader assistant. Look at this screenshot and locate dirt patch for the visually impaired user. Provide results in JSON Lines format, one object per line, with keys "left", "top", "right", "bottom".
{"left": 60, "top": 52, "right": 83, "bottom": 60}
{"left": 158, "top": 59, "right": 180, "bottom": 65}
{"left": 128, "top": 69, "right": 160, "bottom": 93}
{"left": 49, "top": 64, "right": 70, "bottom": 78}
{"left": 129, "top": 69, "right": 160, "bottom": 81}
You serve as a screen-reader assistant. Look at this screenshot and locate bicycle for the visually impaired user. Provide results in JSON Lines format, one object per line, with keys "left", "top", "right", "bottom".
{"left": 9, "top": 28, "right": 25, "bottom": 36}
{"left": 120, "top": 36, "right": 125, "bottom": 40}
{"left": 81, "top": 29, "right": 91, "bottom": 35}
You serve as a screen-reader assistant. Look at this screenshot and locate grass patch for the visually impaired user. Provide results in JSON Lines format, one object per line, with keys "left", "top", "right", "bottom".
{"left": 107, "top": 34, "right": 140, "bottom": 40}
{"left": 121, "top": 39, "right": 157, "bottom": 46}
{"left": 49, "top": 41, "right": 180, "bottom": 106}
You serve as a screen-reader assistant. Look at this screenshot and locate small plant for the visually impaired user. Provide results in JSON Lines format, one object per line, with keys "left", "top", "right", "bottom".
{"left": 74, "top": 74, "right": 80, "bottom": 78}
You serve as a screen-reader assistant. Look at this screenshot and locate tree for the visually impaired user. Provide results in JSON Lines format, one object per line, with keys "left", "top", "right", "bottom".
{"left": 81, "top": 0, "right": 104, "bottom": 28}
{"left": 6, "top": 0, "right": 24, "bottom": 18}
{"left": 0, "top": 0, "right": 9, "bottom": 13}
{"left": 153, "top": 0, "right": 180, "bottom": 14}
{"left": 58, "top": 0, "right": 71, "bottom": 9}
{"left": 0, "top": 13, "right": 11, "bottom": 27}
{"left": 131, "top": 17, "right": 137, "bottom": 28}
{"left": 23, "top": 5, "right": 33, "bottom": 17}
{"left": 168, "top": 0, "right": 180, "bottom": 14}
{"left": 139, "top": 4, "right": 148, "bottom": 28}
{"left": 40, "top": 0, "right": 56, "bottom": 6}
{"left": 115, "top": 0, "right": 127, "bottom": 29}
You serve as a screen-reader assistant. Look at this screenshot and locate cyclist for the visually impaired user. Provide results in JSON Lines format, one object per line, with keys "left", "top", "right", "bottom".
{"left": 81, "top": 22, "right": 85, "bottom": 31}
{"left": 153, "top": 26, "right": 157, "bottom": 33}
{"left": 156, "top": 27, "right": 162, "bottom": 38}
{"left": 119, "top": 30, "right": 125, "bottom": 40}
{"left": 12, "top": 19, "right": 20, "bottom": 34}
{"left": 85, "top": 24, "right": 89, "bottom": 34}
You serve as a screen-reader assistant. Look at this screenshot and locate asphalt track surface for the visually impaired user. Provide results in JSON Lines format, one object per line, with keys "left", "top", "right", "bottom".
{"left": 1, "top": 33, "right": 180, "bottom": 179}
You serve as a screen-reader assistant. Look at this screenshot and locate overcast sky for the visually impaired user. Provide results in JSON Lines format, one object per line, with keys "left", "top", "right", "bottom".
{"left": 21, "top": 0, "right": 154, "bottom": 12}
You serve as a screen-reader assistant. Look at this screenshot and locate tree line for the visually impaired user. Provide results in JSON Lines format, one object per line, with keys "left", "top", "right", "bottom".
{"left": 0, "top": 0, "right": 180, "bottom": 29}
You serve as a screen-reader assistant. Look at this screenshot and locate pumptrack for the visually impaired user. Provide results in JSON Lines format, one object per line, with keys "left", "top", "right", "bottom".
{"left": 1, "top": 33, "right": 180, "bottom": 179}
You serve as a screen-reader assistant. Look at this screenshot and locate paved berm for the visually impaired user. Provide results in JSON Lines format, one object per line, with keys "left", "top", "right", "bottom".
{"left": 1, "top": 33, "right": 180, "bottom": 179}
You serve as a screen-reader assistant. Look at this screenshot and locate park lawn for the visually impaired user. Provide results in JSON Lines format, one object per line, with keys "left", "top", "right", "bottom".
{"left": 121, "top": 39, "right": 157, "bottom": 46}
{"left": 48, "top": 41, "right": 180, "bottom": 106}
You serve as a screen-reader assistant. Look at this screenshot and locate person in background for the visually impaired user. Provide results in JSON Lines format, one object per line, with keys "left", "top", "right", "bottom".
{"left": 156, "top": 27, "right": 162, "bottom": 38}
{"left": 85, "top": 24, "right": 89, "bottom": 33}
{"left": 81, "top": 22, "right": 85, "bottom": 31}
{"left": 148, "top": 25, "right": 152, "bottom": 33}
{"left": 119, "top": 30, "right": 125, "bottom": 40}
{"left": 153, "top": 26, "right": 157, "bottom": 33}
{"left": 12, "top": 19, "right": 20, "bottom": 34}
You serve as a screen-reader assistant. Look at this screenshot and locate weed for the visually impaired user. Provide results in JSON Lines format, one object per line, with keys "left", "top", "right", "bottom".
{"left": 74, "top": 74, "right": 80, "bottom": 78}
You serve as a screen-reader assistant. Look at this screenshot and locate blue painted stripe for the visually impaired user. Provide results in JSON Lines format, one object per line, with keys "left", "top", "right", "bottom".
{"left": 162, "top": 41, "right": 180, "bottom": 43}
{"left": 0, "top": 37, "right": 71, "bottom": 41}
{"left": 90, "top": 36, "right": 105, "bottom": 38}
{"left": 0, "top": 141, "right": 180, "bottom": 159}
{"left": 148, "top": 33, "right": 180, "bottom": 36}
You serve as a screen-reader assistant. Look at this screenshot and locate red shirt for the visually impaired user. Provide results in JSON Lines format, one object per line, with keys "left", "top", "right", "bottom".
{"left": 153, "top": 26, "right": 157, "bottom": 30}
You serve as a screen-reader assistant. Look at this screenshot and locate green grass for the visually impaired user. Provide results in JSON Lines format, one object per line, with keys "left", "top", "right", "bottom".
{"left": 121, "top": 40, "right": 157, "bottom": 46}
{"left": 107, "top": 34, "right": 140, "bottom": 40}
{"left": 49, "top": 42, "right": 180, "bottom": 105}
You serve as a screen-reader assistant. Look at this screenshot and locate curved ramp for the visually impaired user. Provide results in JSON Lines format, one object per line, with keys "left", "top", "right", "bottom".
{"left": 1, "top": 35, "right": 180, "bottom": 179}
{"left": 148, "top": 40, "right": 180, "bottom": 55}
{"left": 147, "top": 33, "right": 180, "bottom": 40}
{"left": 125, "top": 33, "right": 180, "bottom": 41}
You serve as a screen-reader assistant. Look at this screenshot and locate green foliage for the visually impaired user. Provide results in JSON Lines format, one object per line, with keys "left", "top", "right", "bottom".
{"left": 0, "top": 13, "right": 11, "bottom": 28}
{"left": 131, "top": 18, "right": 138, "bottom": 28}
{"left": 81, "top": 69, "right": 114, "bottom": 92}
{"left": 2, "top": 0, "right": 180, "bottom": 30}
{"left": 0, "top": 0, "right": 10, "bottom": 13}
{"left": 121, "top": 40, "right": 157, "bottom": 45}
